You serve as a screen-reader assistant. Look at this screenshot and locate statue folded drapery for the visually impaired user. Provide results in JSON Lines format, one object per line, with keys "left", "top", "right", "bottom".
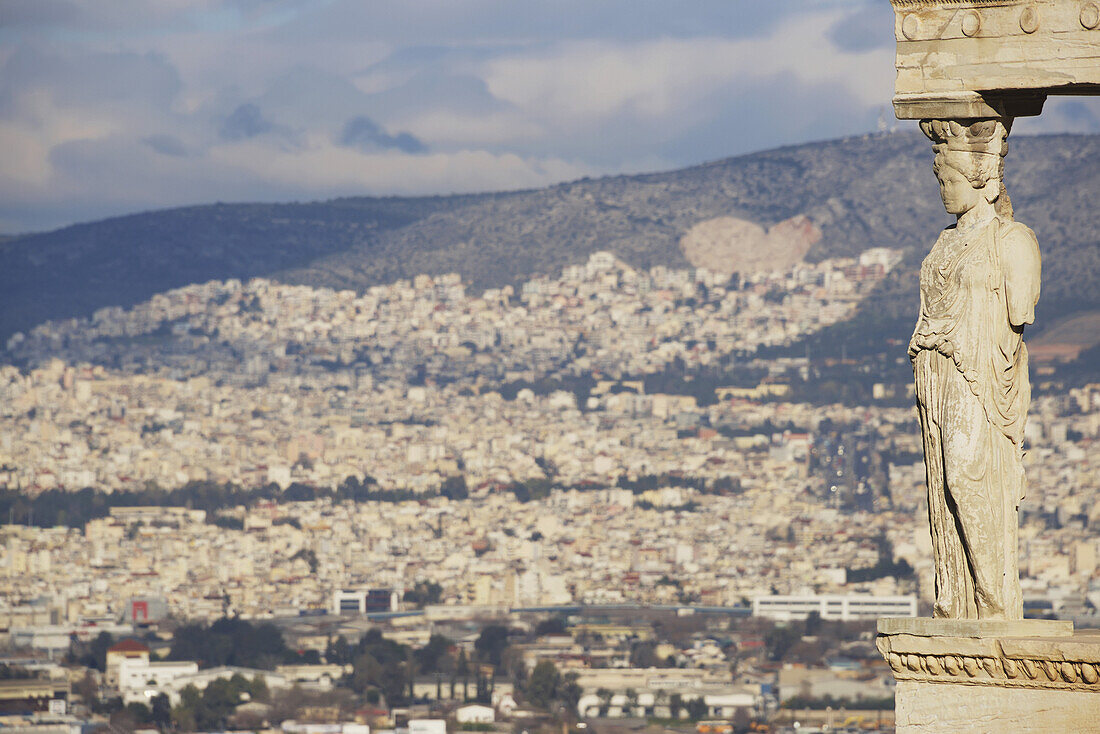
{"left": 910, "top": 118, "right": 1041, "bottom": 620}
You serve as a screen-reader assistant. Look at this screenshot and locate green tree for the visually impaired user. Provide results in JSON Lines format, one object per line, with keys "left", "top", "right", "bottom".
{"left": 415, "top": 634, "right": 451, "bottom": 675}
{"left": 440, "top": 475, "right": 469, "bottom": 500}
{"left": 764, "top": 624, "right": 801, "bottom": 662}
{"left": 169, "top": 617, "right": 294, "bottom": 669}
{"left": 124, "top": 701, "right": 152, "bottom": 724}
{"left": 73, "top": 670, "right": 99, "bottom": 703}
{"left": 403, "top": 581, "right": 443, "bottom": 608}
{"left": 350, "top": 652, "right": 383, "bottom": 694}
{"left": 72, "top": 631, "right": 116, "bottom": 671}
{"left": 325, "top": 635, "right": 352, "bottom": 665}
{"left": 686, "top": 697, "right": 708, "bottom": 720}
{"left": 348, "top": 629, "right": 412, "bottom": 707}
{"left": 150, "top": 694, "right": 171, "bottom": 728}
{"left": 596, "top": 688, "right": 613, "bottom": 717}
{"left": 456, "top": 649, "right": 470, "bottom": 701}
{"left": 525, "top": 660, "right": 560, "bottom": 710}
{"left": 474, "top": 625, "right": 510, "bottom": 667}
{"left": 534, "top": 617, "right": 567, "bottom": 637}
{"left": 653, "top": 689, "right": 668, "bottom": 717}
{"left": 624, "top": 688, "right": 638, "bottom": 717}
{"left": 629, "top": 641, "right": 659, "bottom": 668}
{"left": 172, "top": 684, "right": 202, "bottom": 732}
{"left": 559, "top": 672, "right": 582, "bottom": 713}
{"left": 249, "top": 674, "right": 269, "bottom": 702}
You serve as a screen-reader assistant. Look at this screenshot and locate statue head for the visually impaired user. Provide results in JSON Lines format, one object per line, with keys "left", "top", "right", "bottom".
{"left": 921, "top": 118, "right": 1013, "bottom": 219}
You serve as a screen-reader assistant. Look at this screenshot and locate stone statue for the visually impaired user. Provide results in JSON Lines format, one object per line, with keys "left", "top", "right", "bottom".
{"left": 909, "top": 118, "right": 1041, "bottom": 620}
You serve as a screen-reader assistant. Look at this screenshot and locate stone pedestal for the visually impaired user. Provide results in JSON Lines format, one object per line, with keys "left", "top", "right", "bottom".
{"left": 877, "top": 618, "right": 1100, "bottom": 733}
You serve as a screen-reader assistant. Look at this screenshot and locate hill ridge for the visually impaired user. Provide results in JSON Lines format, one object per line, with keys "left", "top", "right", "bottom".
{"left": 3, "top": 131, "right": 1098, "bottom": 348}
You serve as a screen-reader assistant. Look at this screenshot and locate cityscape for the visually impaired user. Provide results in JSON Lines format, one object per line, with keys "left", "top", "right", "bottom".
{"left": 2, "top": 250, "right": 1098, "bottom": 734}
{"left": 2, "top": 1, "right": 1100, "bottom": 732}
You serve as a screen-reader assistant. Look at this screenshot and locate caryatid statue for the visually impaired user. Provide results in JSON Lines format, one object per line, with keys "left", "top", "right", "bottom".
{"left": 910, "top": 117, "right": 1040, "bottom": 620}
{"left": 886, "top": 0, "right": 1100, "bottom": 624}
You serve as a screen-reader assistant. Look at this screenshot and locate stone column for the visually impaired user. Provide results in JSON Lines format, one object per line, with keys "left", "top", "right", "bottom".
{"left": 881, "top": 1, "right": 1100, "bottom": 729}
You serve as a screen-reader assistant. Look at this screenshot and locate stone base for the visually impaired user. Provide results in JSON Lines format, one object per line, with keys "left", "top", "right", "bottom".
{"left": 878, "top": 618, "right": 1100, "bottom": 733}
{"left": 894, "top": 679, "right": 1100, "bottom": 733}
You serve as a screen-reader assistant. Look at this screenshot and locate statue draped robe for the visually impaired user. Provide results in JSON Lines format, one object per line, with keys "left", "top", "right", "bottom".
{"left": 909, "top": 214, "right": 1040, "bottom": 619}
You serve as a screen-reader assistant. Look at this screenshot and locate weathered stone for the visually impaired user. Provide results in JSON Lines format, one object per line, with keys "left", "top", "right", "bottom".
{"left": 911, "top": 118, "right": 1037, "bottom": 621}
{"left": 891, "top": 0, "right": 1100, "bottom": 119}
{"left": 894, "top": 680, "right": 1100, "bottom": 732}
{"left": 878, "top": 629, "right": 1100, "bottom": 692}
{"left": 878, "top": 617, "right": 1073, "bottom": 638}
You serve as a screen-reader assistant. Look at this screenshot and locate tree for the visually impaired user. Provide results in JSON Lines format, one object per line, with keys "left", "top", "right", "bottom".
{"left": 172, "top": 684, "right": 202, "bottom": 732}
{"left": 559, "top": 672, "right": 582, "bottom": 713}
{"left": 348, "top": 629, "right": 412, "bottom": 707}
{"left": 249, "top": 674, "right": 270, "bottom": 702}
{"left": 456, "top": 649, "right": 470, "bottom": 701}
{"left": 325, "top": 635, "right": 352, "bottom": 665}
{"left": 71, "top": 631, "right": 115, "bottom": 671}
{"left": 534, "top": 616, "right": 567, "bottom": 637}
{"left": 764, "top": 624, "right": 801, "bottom": 662}
{"left": 596, "top": 688, "right": 613, "bottom": 717}
{"left": 629, "top": 641, "right": 659, "bottom": 668}
{"left": 169, "top": 618, "right": 294, "bottom": 670}
{"left": 501, "top": 646, "right": 527, "bottom": 692}
{"left": 653, "top": 689, "right": 668, "bottom": 717}
{"left": 669, "top": 693, "right": 684, "bottom": 719}
{"left": 179, "top": 674, "right": 259, "bottom": 731}
{"left": 624, "top": 688, "right": 638, "bottom": 717}
{"left": 415, "top": 634, "right": 452, "bottom": 676}
{"left": 686, "top": 696, "right": 708, "bottom": 720}
{"left": 151, "top": 694, "right": 171, "bottom": 728}
{"left": 403, "top": 581, "right": 443, "bottom": 608}
{"left": 440, "top": 475, "right": 469, "bottom": 500}
{"left": 525, "top": 660, "right": 560, "bottom": 710}
{"left": 474, "top": 625, "right": 510, "bottom": 667}
{"left": 123, "top": 702, "right": 152, "bottom": 725}
{"left": 74, "top": 670, "right": 99, "bottom": 703}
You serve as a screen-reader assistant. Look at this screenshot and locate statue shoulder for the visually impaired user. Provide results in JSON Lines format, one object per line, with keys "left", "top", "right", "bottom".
{"left": 996, "top": 219, "right": 1040, "bottom": 254}
{"left": 996, "top": 219, "right": 1041, "bottom": 326}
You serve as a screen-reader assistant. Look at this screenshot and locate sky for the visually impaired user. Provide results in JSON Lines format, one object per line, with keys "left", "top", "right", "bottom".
{"left": 1, "top": 0, "right": 1098, "bottom": 233}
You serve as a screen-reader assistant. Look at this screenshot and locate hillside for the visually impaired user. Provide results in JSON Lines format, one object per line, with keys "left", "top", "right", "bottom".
{"left": 2, "top": 131, "right": 1098, "bottom": 351}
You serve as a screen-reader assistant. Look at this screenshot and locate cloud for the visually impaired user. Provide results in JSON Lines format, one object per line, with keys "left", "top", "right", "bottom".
{"left": 1014, "top": 98, "right": 1100, "bottom": 136}
{"left": 1, "top": 0, "right": 1095, "bottom": 234}
{"left": 0, "top": 45, "right": 182, "bottom": 114}
{"left": 827, "top": 3, "right": 896, "bottom": 53}
{"left": 220, "top": 103, "right": 273, "bottom": 141}
{"left": 339, "top": 116, "right": 426, "bottom": 154}
{"left": 143, "top": 134, "right": 190, "bottom": 157}
{"left": 480, "top": 14, "right": 893, "bottom": 122}
{"left": 273, "top": 0, "right": 805, "bottom": 46}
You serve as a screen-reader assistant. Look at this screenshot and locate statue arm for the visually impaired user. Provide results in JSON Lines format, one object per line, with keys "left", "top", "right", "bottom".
{"left": 1001, "top": 224, "right": 1041, "bottom": 328}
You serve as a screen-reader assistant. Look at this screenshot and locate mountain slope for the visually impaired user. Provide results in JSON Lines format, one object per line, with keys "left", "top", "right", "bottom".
{"left": 2, "top": 132, "right": 1098, "bottom": 346}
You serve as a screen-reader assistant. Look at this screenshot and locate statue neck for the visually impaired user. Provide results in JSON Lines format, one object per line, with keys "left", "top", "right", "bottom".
{"left": 957, "top": 198, "right": 996, "bottom": 231}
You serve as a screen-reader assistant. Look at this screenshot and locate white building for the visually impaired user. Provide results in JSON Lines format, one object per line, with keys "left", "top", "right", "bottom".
{"left": 408, "top": 720, "right": 447, "bottom": 734}
{"left": 455, "top": 705, "right": 495, "bottom": 724}
{"left": 751, "top": 594, "right": 917, "bottom": 622}
{"left": 120, "top": 660, "right": 289, "bottom": 705}
{"left": 119, "top": 659, "right": 200, "bottom": 703}
{"left": 282, "top": 723, "right": 369, "bottom": 734}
